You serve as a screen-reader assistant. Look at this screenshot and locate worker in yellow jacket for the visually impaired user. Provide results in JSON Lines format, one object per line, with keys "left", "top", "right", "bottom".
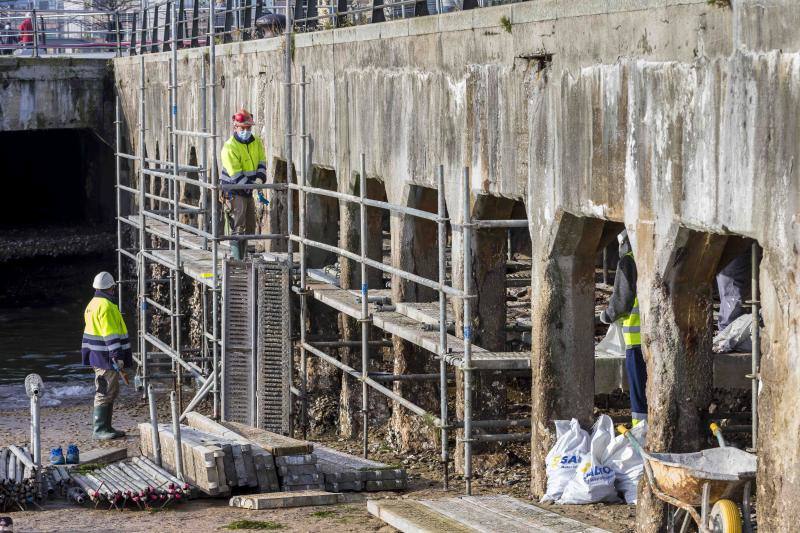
{"left": 81, "top": 271, "right": 131, "bottom": 440}
{"left": 220, "top": 108, "right": 268, "bottom": 260}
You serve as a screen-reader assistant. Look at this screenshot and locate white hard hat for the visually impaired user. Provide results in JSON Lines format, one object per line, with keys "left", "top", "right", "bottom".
{"left": 92, "top": 271, "right": 115, "bottom": 290}
{"left": 25, "top": 12, "right": 31, "bottom": 17}
{"left": 617, "top": 229, "right": 628, "bottom": 245}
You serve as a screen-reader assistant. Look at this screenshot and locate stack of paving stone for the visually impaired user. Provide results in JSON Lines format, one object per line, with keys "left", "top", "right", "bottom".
{"left": 313, "top": 444, "right": 407, "bottom": 492}
{"left": 201, "top": 418, "right": 324, "bottom": 492}
{"left": 139, "top": 422, "right": 279, "bottom": 496}
{"left": 182, "top": 413, "right": 407, "bottom": 494}
{"left": 274, "top": 453, "right": 325, "bottom": 491}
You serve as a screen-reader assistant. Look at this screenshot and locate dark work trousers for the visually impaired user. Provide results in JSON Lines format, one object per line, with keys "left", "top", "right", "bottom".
{"left": 626, "top": 345, "right": 648, "bottom": 422}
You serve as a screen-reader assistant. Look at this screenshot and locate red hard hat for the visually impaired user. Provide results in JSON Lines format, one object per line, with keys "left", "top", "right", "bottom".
{"left": 232, "top": 108, "right": 255, "bottom": 126}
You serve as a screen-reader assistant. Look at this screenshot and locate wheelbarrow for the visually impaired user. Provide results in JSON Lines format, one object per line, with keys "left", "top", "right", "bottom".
{"left": 617, "top": 423, "right": 756, "bottom": 533}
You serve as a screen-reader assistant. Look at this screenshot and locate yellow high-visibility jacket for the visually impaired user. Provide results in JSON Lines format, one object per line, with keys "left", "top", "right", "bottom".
{"left": 220, "top": 134, "right": 267, "bottom": 193}
{"left": 81, "top": 291, "right": 132, "bottom": 370}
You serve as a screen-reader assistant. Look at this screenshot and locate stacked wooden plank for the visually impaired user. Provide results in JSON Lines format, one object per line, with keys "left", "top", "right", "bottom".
{"left": 139, "top": 422, "right": 279, "bottom": 496}
{"left": 313, "top": 444, "right": 407, "bottom": 492}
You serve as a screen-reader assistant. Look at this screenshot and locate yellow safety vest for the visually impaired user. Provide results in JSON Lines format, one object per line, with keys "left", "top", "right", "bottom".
{"left": 621, "top": 252, "right": 641, "bottom": 348}
{"left": 220, "top": 134, "right": 267, "bottom": 191}
{"left": 81, "top": 294, "right": 132, "bottom": 369}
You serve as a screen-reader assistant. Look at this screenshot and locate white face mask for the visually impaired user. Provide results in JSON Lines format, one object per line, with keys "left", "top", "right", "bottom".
{"left": 237, "top": 130, "right": 253, "bottom": 141}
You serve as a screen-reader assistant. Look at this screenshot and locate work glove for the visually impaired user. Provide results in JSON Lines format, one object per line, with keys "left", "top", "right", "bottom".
{"left": 257, "top": 191, "right": 270, "bottom": 206}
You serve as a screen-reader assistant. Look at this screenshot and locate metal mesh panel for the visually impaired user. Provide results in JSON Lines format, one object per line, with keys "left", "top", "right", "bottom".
{"left": 255, "top": 258, "right": 291, "bottom": 434}
{"left": 221, "top": 260, "right": 255, "bottom": 425}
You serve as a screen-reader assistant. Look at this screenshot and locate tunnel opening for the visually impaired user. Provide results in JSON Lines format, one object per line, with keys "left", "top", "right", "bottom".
{"left": 0, "top": 128, "right": 116, "bottom": 387}
{"left": 0, "top": 129, "right": 115, "bottom": 228}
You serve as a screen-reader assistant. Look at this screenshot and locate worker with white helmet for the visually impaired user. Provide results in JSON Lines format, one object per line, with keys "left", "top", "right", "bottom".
{"left": 81, "top": 272, "right": 131, "bottom": 440}
{"left": 219, "top": 108, "right": 268, "bottom": 260}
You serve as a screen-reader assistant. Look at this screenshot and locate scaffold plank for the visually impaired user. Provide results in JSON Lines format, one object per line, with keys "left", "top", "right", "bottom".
{"left": 367, "top": 499, "right": 474, "bottom": 533}
{"left": 308, "top": 283, "right": 478, "bottom": 355}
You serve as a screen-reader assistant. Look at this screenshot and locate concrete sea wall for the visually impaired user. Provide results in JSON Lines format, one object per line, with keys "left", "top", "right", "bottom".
{"left": 114, "top": 1, "right": 800, "bottom": 529}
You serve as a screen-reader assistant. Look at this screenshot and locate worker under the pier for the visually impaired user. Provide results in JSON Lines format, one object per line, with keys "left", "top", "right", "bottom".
{"left": 598, "top": 230, "right": 647, "bottom": 426}
{"left": 220, "top": 108, "right": 267, "bottom": 260}
{"left": 81, "top": 272, "right": 132, "bottom": 440}
{"left": 716, "top": 252, "right": 751, "bottom": 332}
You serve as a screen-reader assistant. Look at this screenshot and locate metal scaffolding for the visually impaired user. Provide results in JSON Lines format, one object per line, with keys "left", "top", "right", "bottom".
{"left": 115, "top": 0, "right": 532, "bottom": 496}
{"left": 115, "top": 0, "right": 287, "bottom": 422}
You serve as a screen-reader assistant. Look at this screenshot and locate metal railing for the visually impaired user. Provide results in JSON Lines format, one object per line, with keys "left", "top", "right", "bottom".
{"left": 0, "top": 9, "right": 134, "bottom": 56}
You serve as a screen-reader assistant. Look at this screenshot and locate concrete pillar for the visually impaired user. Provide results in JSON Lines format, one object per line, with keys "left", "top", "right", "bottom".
{"left": 263, "top": 159, "right": 297, "bottom": 253}
{"left": 452, "top": 195, "right": 518, "bottom": 471}
{"left": 338, "top": 177, "right": 387, "bottom": 438}
{"left": 295, "top": 166, "right": 341, "bottom": 434}
{"left": 305, "top": 167, "right": 339, "bottom": 268}
{"left": 529, "top": 213, "right": 605, "bottom": 495}
{"left": 389, "top": 186, "right": 439, "bottom": 453}
{"left": 634, "top": 224, "right": 726, "bottom": 531}
{"left": 756, "top": 248, "right": 800, "bottom": 531}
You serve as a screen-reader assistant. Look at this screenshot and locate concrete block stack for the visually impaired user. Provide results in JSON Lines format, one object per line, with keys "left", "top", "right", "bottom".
{"left": 180, "top": 413, "right": 408, "bottom": 495}
{"left": 274, "top": 454, "right": 325, "bottom": 491}
{"left": 138, "top": 422, "right": 279, "bottom": 496}
{"left": 313, "top": 444, "right": 407, "bottom": 492}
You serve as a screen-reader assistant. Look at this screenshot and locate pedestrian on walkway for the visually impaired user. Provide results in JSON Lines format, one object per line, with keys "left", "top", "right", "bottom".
{"left": 81, "top": 271, "right": 131, "bottom": 440}
{"left": 220, "top": 108, "right": 267, "bottom": 260}
{"left": 17, "top": 12, "right": 32, "bottom": 49}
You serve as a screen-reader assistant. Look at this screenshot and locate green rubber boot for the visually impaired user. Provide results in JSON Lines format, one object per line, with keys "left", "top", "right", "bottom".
{"left": 93, "top": 404, "right": 125, "bottom": 440}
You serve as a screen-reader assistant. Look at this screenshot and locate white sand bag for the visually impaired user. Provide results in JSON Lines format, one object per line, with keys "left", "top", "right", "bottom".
{"left": 605, "top": 421, "right": 647, "bottom": 503}
{"left": 557, "top": 415, "right": 620, "bottom": 504}
{"left": 540, "top": 419, "right": 590, "bottom": 503}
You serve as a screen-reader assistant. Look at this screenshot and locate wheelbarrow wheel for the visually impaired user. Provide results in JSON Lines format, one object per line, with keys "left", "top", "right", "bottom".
{"left": 709, "top": 499, "right": 742, "bottom": 533}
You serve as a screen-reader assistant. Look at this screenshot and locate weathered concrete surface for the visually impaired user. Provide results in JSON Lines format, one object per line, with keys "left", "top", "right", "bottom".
{"left": 113, "top": 0, "right": 800, "bottom": 529}
{"left": 0, "top": 57, "right": 112, "bottom": 132}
